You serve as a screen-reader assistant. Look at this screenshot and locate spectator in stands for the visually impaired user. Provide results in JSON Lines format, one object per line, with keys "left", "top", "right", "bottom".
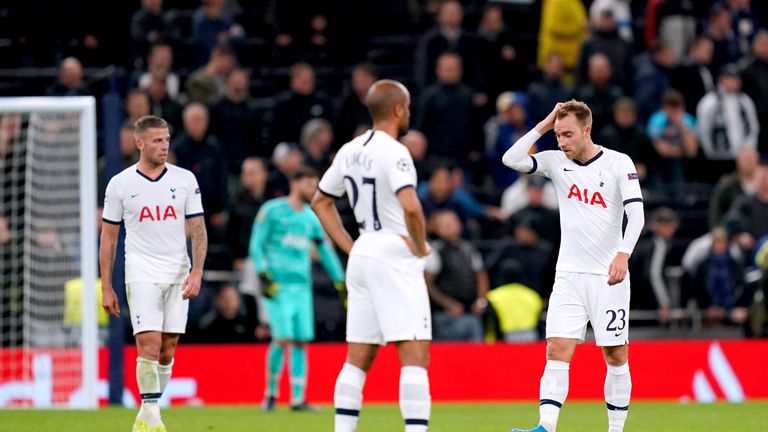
{"left": 209, "top": 68, "right": 263, "bottom": 175}
{"left": 335, "top": 62, "right": 376, "bottom": 145}
{"left": 728, "top": 0, "right": 760, "bottom": 57}
{"left": 476, "top": 5, "right": 526, "bottom": 97}
{"left": 646, "top": 0, "right": 697, "bottom": 64}
{"left": 271, "top": 62, "right": 332, "bottom": 146}
{"left": 576, "top": 7, "right": 633, "bottom": 91}
{"left": 598, "top": 98, "right": 654, "bottom": 183}
{"left": 98, "top": 122, "right": 142, "bottom": 203}
{"left": 485, "top": 92, "right": 533, "bottom": 191}
{"left": 527, "top": 52, "right": 572, "bottom": 152}
{"left": 696, "top": 64, "right": 759, "bottom": 177}
{"left": 265, "top": 142, "right": 304, "bottom": 199}
{"left": 449, "top": 164, "right": 505, "bottom": 225}
{"left": 634, "top": 40, "right": 675, "bottom": 123}
{"left": 419, "top": 163, "right": 464, "bottom": 224}
{"left": 198, "top": 284, "right": 261, "bottom": 343}
{"left": 589, "top": 0, "right": 633, "bottom": 43}
{"left": 172, "top": 103, "right": 229, "bottom": 268}
{"left": 415, "top": 52, "right": 480, "bottom": 169}
{"left": 46, "top": 57, "right": 85, "bottom": 96}
{"left": 124, "top": 89, "right": 150, "bottom": 126}
{"left": 740, "top": 30, "right": 768, "bottom": 156}
{"left": 528, "top": 52, "right": 573, "bottom": 124}
{"left": 486, "top": 259, "right": 543, "bottom": 342}
{"left": 500, "top": 175, "right": 558, "bottom": 223}
{"left": 505, "top": 175, "right": 560, "bottom": 246}
{"left": 299, "top": 118, "right": 333, "bottom": 173}
{"left": 185, "top": 44, "right": 236, "bottom": 105}
{"left": 706, "top": 3, "right": 741, "bottom": 75}
{"left": 146, "top": 77, "right": 183, "bottom": 135}
{"left": 415, "top": 1, "right": 484, "bottom": 91}
{"left": 573, "top": 53, "right": 624, "bottom": 135}
{"left": 629, "top": 207, "right": 680, "bottom": 325}
{"left": 537, "top": 0, "right": 587, "bottom": 83}
{"left": 725, "top": 164, "right": 768, "bottom": 243}
{"left": 136, "top": 43, "right": 180, "bottom": 101}
{"left": 228, "top": 157, "right": 268, "bottom": 270}
{"left": 191, "top": 0, "right": 244, "bottom": 67}
{"left": 670, "top": 36, "right": 716, "bottom": 115}
{"left": 646, "top": 90, "right": 699, "bottom": 186}
{"left": 425, "top": 209, "right": 489, "bottom": 342}
{"left": 486, "top": 214, "right": 555, "bottom": 298}
{"left": 690, "top": 226, "right": 750, "bottom": 326}
{"left": 709, "top": 148, "right": 760, "bottom": 228}
{"left": 401, "top": 130, "right": 429, "bottom": 181}
{"left": 129, "top": 0, "right": 179, "bottom": 65}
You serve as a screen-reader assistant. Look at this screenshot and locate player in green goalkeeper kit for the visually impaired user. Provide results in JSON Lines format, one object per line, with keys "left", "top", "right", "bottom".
{"left": 249, "top": 166, "right": 345, "bottom": 411}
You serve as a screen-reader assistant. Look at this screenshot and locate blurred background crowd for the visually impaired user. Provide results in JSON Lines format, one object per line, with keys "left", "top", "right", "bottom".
{"left": 2, "top": 0, "right": 768, "bottom": 344}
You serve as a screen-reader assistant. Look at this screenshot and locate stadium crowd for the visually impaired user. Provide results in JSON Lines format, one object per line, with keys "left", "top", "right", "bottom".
{"left": 2, "top": 0, "right": 768, "bottom": 344}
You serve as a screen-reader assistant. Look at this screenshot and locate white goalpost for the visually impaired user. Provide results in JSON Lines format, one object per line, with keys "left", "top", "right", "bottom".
{"left": 0, "top": 97, "right": 98, "bottom": 409}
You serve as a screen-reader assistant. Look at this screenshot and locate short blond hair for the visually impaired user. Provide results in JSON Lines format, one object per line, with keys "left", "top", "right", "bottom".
{"left": 557, "top": 100, "right": 592, "bottom": 128}
{"left": 133, "top": 115, "right": 168, "bottom": 138}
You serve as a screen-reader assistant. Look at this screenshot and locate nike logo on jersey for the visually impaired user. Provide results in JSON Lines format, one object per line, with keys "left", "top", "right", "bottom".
{"left": 130, "top": 193, "right": 141, "bottom": 198}
{"left": 614, "top": 331, "right": 624, "bottom": 337}
{"left": 563, "top": 168, "right": 575, "bottom": 171}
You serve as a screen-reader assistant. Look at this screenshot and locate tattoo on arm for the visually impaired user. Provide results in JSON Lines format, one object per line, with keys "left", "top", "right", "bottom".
{"left": 188, "top": 217, "right": 208, "bottom": 270}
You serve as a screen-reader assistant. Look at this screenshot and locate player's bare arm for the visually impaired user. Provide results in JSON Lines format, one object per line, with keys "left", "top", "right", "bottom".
{"left": 607, "top": 252, "right": 630, "bottom": 286}
{"left": 98, "top": 222, "right": 121, "bottom": 317}
{"left": 183, "top": 216, "right": 207, "bottom": 299}
{"left": 397, "top": 187, "right": 430, "bottom": 257}
{"left": 311, "top": 191, "right": 354, "bottom": 255}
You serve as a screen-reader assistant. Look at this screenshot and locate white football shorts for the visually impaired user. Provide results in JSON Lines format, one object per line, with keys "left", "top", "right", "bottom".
{"left": 126, "top": 282, "right": 189, "bottom": 335}
{"left": 546, "top": 271, "right": 630, "bottom": 346}
{"left": 345, "top": 255, "right": 432, "bottom": 345}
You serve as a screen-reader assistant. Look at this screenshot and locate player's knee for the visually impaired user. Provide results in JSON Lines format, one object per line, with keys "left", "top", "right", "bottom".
{"left": 137, "top": 343, "right": 161, "bottom": 361}
{"left": 275, "top": 339, "right": 290, "bottom": 349}
{"left": 603, "top": 346, "right": 628, "bottom": 366}
{"left": 545, "top": 341, "right": 574, "bottom": 362}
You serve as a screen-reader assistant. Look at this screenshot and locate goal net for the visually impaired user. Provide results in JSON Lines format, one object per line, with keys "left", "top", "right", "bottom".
{"left": 0, "top": 97, "right": 98, "bottom": 408}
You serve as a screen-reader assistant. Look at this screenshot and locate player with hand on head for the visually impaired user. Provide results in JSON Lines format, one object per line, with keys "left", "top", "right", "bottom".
{"left": 502, "top": 101, "right": 645, "bottom": 432}
{"left": 312, "top": 79, "right": 432, "bottom": 432}
{"left": 100, "top": 115, "right": 207, "bottom": 432}
{"left": 249, "top": 166, "right": 345, "bottom": 412}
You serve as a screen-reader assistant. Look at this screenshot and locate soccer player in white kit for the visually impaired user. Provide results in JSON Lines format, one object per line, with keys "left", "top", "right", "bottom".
{"left": 100, "top": 116, "right": 207, "bottom": 432}
{"left": 502, "top": 101, "right": 645, "bottom": 432}
{"left": 311, "top": 80, "right": 432, "bottom": 432}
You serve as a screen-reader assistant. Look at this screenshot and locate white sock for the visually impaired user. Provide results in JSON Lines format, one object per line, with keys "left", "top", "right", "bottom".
{"left": 539, "top": 360, "right": 570, "bottom": 432}
{"left": 334, "top": 363, "right": 366, "bottom": 432}
{"left": 136, "top": 357, "right": 162, "bottom": 425}
{"left": 400, "top": 366, "right": 430, "bottom": 432}
{"left": 158, "top": 358, "right": 174, "bottom": 394}
{"left": 605, "top": 362, "right": 631, "bottom": 432}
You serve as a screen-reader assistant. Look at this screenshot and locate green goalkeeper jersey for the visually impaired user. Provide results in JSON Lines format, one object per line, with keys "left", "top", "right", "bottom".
{"left": 248, "top": 197, "right": 344, "bottom": 288}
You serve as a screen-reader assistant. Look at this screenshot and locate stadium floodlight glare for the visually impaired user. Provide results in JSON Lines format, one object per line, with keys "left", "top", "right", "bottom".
{"left": 0, "top": 97, "right": 98, "bottom": 409}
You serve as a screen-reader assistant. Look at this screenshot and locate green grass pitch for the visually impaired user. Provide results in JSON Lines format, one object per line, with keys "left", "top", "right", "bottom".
{"left": 2, "top": 401, "right": 766, "bottom": 431}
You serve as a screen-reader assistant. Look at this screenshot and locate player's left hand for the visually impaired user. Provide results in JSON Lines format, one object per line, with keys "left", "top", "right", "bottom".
{"left": 182, "top": 268, "right": 203, "bottom": 299}
{"left": 607, "top": 253, "right": 630, "bottom": 286}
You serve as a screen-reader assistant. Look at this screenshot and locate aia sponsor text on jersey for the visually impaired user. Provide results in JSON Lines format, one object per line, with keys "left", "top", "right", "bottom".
{"left": 139, "top": 205, "right": 178, "bottom": 222}
{"left": 567, "top": 184, "right": 606, "bottom": 208}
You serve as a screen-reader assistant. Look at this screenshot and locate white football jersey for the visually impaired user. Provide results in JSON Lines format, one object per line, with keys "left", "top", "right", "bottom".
{"left": 102, "top": 163, "right": 204, "bottom": 284}
{"left": 318, "top": 129, "right": 418, "bottom": 260}
{"left": 528, "top": 147, "right": 642, "bottom": 275}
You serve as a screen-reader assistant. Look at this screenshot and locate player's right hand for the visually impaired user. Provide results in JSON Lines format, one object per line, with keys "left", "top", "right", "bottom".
{"left": 259, "top": 272, "right": 279, "bottom": 299}
{"left": 102, "top": 286, "right": 120, "bottom": 317}
{"left": 536, "top": 102, "right": 565, "bottom": 134}
{"left": 401, "top": 235, "right": 431, "bottom": 258}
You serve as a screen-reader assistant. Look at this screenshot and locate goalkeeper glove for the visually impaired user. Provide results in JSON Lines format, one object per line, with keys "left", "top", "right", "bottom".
{"left": 334, "top": 281, "right": 347, "bottom": 308}
{"left": 259, "top": 272, "right": 279, "bottom": 299}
